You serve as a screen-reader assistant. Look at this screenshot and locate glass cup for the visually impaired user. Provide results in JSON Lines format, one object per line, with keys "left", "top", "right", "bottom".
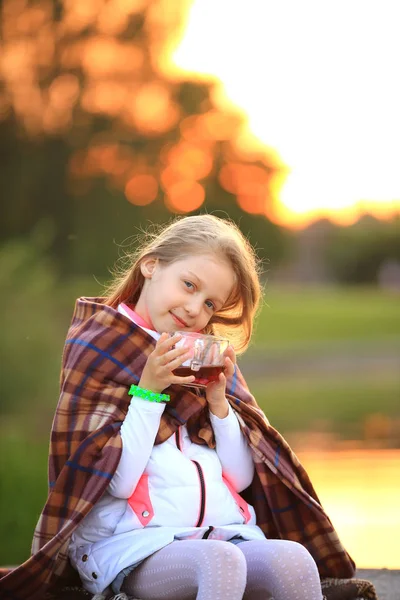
{"left": 172, "top": 331, "right": 230, "bottom": 386}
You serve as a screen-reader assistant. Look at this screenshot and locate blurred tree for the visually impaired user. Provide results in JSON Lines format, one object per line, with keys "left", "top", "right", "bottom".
{"left": 323, "top": 215, "right": 400, "bottom": 284}
{"left": 0, "top": 0, "right": 287, "bottom": 275}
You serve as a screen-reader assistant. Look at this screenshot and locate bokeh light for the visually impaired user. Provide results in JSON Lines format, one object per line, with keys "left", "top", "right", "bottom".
{"left": 165, "top": 180, "right": 205, "bottom": 213}
{"left": 125, "top": 174, "right": 158, "bottom": 206}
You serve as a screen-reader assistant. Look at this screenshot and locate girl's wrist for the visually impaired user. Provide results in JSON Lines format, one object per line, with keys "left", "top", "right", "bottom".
{"left": 138, "top": 378, "right": 163, "bottom": 395}
{"left": 208, "top": 398, "right": 229, "bottom": 419}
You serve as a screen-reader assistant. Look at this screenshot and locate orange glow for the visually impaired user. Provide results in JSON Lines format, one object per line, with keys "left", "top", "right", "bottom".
{"left": 168, "top": 0, "right": 400, "bottom": 229}
{"left": 180, "top": 115, "right": 204, "bottom": 143}
{"left": 219, "top": 163, "right": 269, "bottom": 202}
{"left": 94, "top": 145, "right": 129, "bottom": 175}
{"left": 42, "top": 106, "right": 72, "bottom": 134}
{"left": 81, "top": 80, "right": 126, "bottom": 116}
{"left": 129, "top": 82, "right": 180, "bottom": 135}
{"left": 2, "top": 39, "right": 36, "bottom": 82}
{"left": 167, "top": 142, "right": 213, "bottom": 180}
{"left": 300, "top": 449, "right": 400, "bottom": 569}
{"left": 60, "top": 0, "right": 148, "bottom": 35}
{"left": 60, "top": 41, "right": 85, "bottom": 70}
{"left": 199, "top": 110, "right": 242, "bottom": 141}
{"left": 236, "top": 193, "right": 268, "bottom": 216}
{"left": 61, "top": 1, "right": 101, "bottom": 34}
{"left": 48, "top": 74, "right": 79, "bottom": 111}
{"left": 69, "top": 144, "right": 136, "bottom": 182}
{"left": 125, "top": 174, "right": 158, "bottom": 206}
{"left": 165, "top": 180, "right": 205, "bottom": 213}
{"left": 14, "top": 5, "right": 51, "bottom": 35}
{"left": 0, "top": 97, "right": 10, "bottom": 119}
{"left": 160, "top": 165, "right": 182, "bottom": 191}
{"left": 96, "top": 7, "right": 129, "bottom": 36}
{"left": 82, "top": 37, "right": 143, "bottom": 77}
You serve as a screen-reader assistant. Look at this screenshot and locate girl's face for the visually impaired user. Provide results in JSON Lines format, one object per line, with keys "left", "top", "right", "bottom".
{"left": 135, "top": 253, "right": 236, "bottom": 333}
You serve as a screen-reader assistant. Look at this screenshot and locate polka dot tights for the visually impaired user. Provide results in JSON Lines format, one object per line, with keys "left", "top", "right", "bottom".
{"left": 122, "top": 539, "right": 323, "bottom": 600}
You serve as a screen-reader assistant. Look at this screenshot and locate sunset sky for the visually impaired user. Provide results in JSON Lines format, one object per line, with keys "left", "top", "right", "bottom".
{"left": 169, "top": 0, "right": 400, "bottom": 228}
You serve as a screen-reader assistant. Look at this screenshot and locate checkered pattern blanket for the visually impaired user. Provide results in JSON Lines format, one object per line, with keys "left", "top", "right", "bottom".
{"left": 0, "top": 297, "right": 358, "bottom": 599}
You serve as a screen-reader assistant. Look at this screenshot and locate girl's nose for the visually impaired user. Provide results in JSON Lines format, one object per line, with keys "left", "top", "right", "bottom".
{"left": 185, "top": 297, "right": 202, "bottom": 317}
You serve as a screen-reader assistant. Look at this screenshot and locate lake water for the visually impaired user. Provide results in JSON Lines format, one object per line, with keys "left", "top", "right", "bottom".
{"left": 298, "top": 448, "right": 400, "bottom": 569}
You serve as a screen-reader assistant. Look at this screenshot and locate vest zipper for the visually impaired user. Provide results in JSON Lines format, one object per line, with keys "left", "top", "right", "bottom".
{"left": 202, "top": 525, "right": 214, "bottom": 539}
{"left": 192, "top": 460, "right": 206, "bottom": 527}
{"left": 175, "top": 428, "right": 206, "bottom": 528}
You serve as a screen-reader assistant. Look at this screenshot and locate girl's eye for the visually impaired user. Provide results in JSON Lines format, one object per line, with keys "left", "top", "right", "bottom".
{"left": 184, "top": 280, "right": 194, "bottom": 289}
{"left": 205, "top": 300, "right": 215, "bottom": 310}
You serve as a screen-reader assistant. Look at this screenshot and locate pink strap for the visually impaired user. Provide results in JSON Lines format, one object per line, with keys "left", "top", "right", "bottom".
{"left": 128, "top": 474, "right": 154, "bottom": 526}
{"left": 120, "top": 303, "right": 154, "bottom": 330}
{"left": 222, "top": 475, "right": 251, "bottom": 524}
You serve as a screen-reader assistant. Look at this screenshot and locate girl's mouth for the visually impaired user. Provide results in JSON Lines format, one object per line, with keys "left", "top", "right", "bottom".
{"left": 170, "top": 312, "right": 187, "bottom": 327}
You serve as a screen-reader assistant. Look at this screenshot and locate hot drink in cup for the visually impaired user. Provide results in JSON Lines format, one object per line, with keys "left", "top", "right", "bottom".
{"left": 172, "top": 332, "right": 230, "bottom": 386}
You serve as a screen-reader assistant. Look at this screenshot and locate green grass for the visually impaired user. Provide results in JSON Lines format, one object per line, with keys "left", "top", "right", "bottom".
{"left": 253, "top": 286, "right": 400, "bottom": 350}
{"left": 245, "top": 286, "right": 400, "bottom": 439}
{"left": 251, "top": 372, "right": 400, "bottom": 437}
{"left": 0, "top": 431, "right": 48, "bottom": 564}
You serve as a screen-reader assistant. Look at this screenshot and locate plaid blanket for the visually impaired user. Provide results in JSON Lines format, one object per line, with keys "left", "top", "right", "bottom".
{"left": 0, "top": 296, "right": 357, "bottom": 600}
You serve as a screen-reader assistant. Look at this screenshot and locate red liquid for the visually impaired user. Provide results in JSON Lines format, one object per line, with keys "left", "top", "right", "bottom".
{"left": 173, "top": 365, "right": 225, "bottom": 385}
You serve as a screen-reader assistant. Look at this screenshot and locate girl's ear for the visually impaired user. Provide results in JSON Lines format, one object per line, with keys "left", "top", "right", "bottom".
{"left": 140, "top": 257, "right": 158, "bottom": 279}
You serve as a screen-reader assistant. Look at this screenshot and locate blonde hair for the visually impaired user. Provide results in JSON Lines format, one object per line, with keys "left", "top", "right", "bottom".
{"left": 104, "top": 214, "right": 262, "bottom": 353}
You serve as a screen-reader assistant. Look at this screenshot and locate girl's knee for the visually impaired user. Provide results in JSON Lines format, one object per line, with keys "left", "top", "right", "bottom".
{"left": 242, "top": 540, "right": 323, "bottom": 600}
{"left": 245, "top": 539, "right": 318, "bottom": 569}
{"left": 281, "top": 540, "right": 318, "bottom": 564}
{"left": 204, "top": 541, "right": 247, "bottom": 574}
{"left": 270, "top": 540, "right": 320, "bottom": 580}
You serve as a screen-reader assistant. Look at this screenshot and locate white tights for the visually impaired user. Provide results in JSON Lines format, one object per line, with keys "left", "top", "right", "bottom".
{"left": 122, "top": 539, "right": 323, "bottom": 600}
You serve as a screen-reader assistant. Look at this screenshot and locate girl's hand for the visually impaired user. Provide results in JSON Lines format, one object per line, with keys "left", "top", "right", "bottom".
{"left": 205, "top": 346, "right": 236, "bottom": 418}
{"left": 139, "top": 333, "right": 195, "bottom": 393}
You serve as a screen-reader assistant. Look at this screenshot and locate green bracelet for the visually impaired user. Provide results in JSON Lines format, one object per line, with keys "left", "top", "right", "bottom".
{"left": 128, "top": 384, "right": 170, "bottom": 403}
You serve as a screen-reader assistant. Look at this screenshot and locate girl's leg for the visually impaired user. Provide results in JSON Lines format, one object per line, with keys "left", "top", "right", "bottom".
{"left": 122, "top": 539, "right": 247, "bottom": 600}
{"left": 237, "top": 539, "right": 323, "bottom": 600}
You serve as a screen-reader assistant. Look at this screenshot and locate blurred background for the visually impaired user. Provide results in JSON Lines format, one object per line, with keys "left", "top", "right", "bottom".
{"left": 1, "top": 0, "right": 399, "bottom": 571}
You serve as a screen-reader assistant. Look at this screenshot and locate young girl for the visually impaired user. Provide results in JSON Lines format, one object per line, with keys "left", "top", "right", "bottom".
{"left": 0, "top": 215, "right": 358, "bottom": 600}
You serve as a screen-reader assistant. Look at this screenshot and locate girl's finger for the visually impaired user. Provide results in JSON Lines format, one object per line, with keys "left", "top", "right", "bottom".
{"left": 215, "top": 372, "right": 226, "bottom": 387}
{"left": 171, "top": 375, "right": 196, "bottom": 385}
{"left": 165, "top": 352, "right": 193, "bottom": 369}
{"left": 159, "top": 347, "right": 191, "bottom": 367}
{"left": 207, "top": 371, "right": 225, "bottom": 390}
{"left": 155, "top": 332, "right": 181, "bottom": 353}
{"left": 158, "top": 332, "right": 170, "bottom": 343}
{"left": 166, "top": 345, "right": 192, "bottom": 361}
{"left": 224, "top": 356, "right": 235, "bottom": 378}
